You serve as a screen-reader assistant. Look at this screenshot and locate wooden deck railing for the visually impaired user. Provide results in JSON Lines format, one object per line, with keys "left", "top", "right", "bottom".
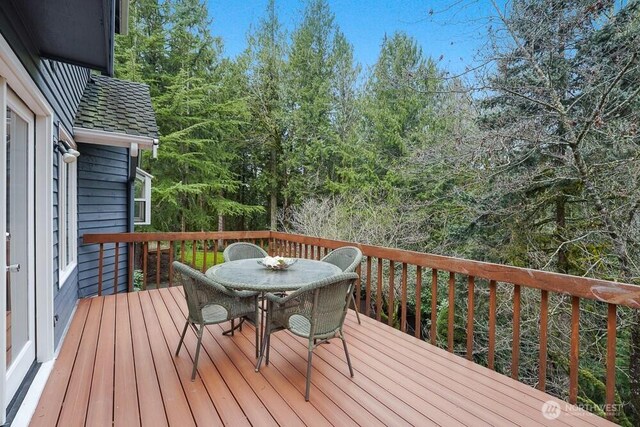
{"left": 83, "top": 230, "right": 640, "bottom": 421}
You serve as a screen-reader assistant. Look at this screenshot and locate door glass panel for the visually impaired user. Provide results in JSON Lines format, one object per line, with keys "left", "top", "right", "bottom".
{"left": 6, "top": 107, "right": 29, "bottom": 368}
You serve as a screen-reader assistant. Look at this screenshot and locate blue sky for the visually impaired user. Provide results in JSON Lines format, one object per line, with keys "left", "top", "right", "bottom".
{"left": 206, "top": 0, "right": 501, "bottom": 77}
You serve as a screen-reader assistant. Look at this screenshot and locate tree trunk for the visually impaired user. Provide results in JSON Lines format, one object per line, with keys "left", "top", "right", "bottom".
{"left": 555, "top": 195, "right": 568, "bottom": 274}
{"left": 217, "top": 213, "right": 225, "bottom": 251}
{"left": 270, "top": 147, "right": 277, "bottom": 231}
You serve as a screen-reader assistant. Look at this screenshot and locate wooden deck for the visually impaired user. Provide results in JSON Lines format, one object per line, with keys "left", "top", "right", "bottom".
{"left": 29, "top": 288, "right": 613, "bottom": 427}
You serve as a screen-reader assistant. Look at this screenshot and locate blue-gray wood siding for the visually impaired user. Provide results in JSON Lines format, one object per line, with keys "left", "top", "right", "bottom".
{"left": 77, "top": 144, "right": 130, "bottom": 297}
{"left": 1, "top": 3, "right": 90, "bottom": 348}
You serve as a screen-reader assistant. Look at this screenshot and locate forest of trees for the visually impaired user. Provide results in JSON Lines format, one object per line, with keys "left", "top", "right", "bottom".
{"left": 115, "top": 0, "right": 640, "bottom": 423}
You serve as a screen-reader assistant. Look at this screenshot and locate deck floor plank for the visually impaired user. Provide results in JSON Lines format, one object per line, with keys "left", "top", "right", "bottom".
{"left": 113, "top": 294, "right": 141, "bottom": 427}
{"left": 30, "top": 289, "right": 616, "bottom": 427}
{"left": 231, "top": 323, "right": 363, "bottom": 427}
{"left": 166, "top": 287, "right": 305, "bottom": 427}
{"left": 147, "top": 289, "right": 224, "bottom": 426}
{"left": 30, "top": 299, "right": 91, "bottom": 427}
{"left": 157, "top": 289, "right": 253, "bottom": 427}
{"left": 345, "top": 315, "right": 611, "bottom": 427}
{"left": 86, "top": 295, "right": 117, "bottom": 427}
{"left": 343, "top": 316, "right": 551, "bottom": 426}
{"left": 128, "top": 292, "right": 169, "bottom": 427}
{"left": 57, "top": 297, "right": 104, "bottom": 427}
{"left": 137, "top": 291, "right": 197, "bottom": 427}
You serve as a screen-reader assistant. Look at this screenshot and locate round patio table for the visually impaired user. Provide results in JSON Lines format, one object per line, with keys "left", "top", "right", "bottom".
{"left": 205, "top": 258, "right": 342, "bottom": 292}
{"left": 206, "top": 258, "right": 342, "bottom": 359}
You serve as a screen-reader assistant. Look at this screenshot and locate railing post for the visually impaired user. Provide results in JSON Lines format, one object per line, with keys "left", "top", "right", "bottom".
{"left": 488, "top": 280, "right": 497, "bottom": 370}
{"left": 430, "top": 269, "right": 438, "bottom": 345}
{"left": 447, "top": 272, "right": 455, "bottom": 353}
{"left": 400, "top": 263, "right": 407, "bottom": 333}
{"left": 569, "top": 296, "right": 580, "bottom": 404}
{"left": 415, "top": 266, "right": 422, "bottom": 339}
{"left": 606, "top": 303, "right": 617, "bottom": 420}
{"left": 466, "top": 276, "right": 475, "bottom": 361}
{"left": 127, "top": 242, "right": 134, "bottom": 292}
{"left": 538, "top": 290, "right": 548, "bottom": 391}
{"left": 512, "top": 285, "right": 521, "bottom": 380}
{"left": 97, "top": 243, "right": 104, "bottom": 296}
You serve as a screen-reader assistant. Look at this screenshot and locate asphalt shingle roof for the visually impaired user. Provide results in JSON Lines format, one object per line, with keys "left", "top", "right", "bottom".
{"left": 74, "top": 75, "right": 158, "bottom": 138}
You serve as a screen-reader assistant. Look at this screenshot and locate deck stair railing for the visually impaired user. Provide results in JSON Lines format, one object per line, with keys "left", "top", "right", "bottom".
{"left": 83, "top": 230, "right": 640, "bottom": 422}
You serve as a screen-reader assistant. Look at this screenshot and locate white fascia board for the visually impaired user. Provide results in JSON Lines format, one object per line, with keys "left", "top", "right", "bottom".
{"left": 73, "top": 127, "right": 155, "bottom": 149}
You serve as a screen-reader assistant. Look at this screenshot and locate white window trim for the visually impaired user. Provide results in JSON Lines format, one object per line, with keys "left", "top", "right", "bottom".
{"left": 57, "top": 125, "right": 77, "bottom": 286}
{"left": 134, "top": 167, "right": 152, "bottom": 226}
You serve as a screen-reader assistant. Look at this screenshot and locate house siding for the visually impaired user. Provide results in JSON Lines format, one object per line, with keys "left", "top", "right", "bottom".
{"left": 1, "top": 2, "right": 89, "bottom": 348}
{"left": 77, "top": 144, "right": 130, "bottom": 297}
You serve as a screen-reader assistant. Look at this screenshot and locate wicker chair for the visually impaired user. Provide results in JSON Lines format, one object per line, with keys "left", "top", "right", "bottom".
{"left": 173, "top": 261, "right": 260, "bottom": 380}
{"left": 255, "top": 272, "right": 359, "bottom": 401}
{"left": 223, "top": 242, "right": 268, "bottom": 262}
{"left": 321, "top": 246, "right": 363, "bottom": 324}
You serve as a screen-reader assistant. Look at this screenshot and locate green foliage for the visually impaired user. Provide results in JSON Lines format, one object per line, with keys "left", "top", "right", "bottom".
{"left": 115, "top": 1, "right": 640, "bottom": 422}
{"left": 181, "top": 250, "right": 224, "bottom": 271}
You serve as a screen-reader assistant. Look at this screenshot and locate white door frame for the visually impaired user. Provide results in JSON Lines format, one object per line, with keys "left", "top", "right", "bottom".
{"left": 0, "top": 33, "right": 54, "bottom": 423}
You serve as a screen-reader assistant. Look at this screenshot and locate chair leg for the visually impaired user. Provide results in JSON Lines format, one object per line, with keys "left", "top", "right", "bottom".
{"left": 341, "top": 333, "right": 354, "bottom": 377}
{"left": 305, "top": 348, "right": 314, "bottom": 401}
{"left": 255, "top": 299, "right": 260, "bottom": 358}
{"left": 256, "top": 311, "right": 272, "bottom": 371}
{"left": 351, "top": 294, "right": 361, "bottom": 324}
{"left": 191, "top": 326, "right": 204, "bottom": 381}
{"left": 176, "top": 320, "right": 189, "bottom": 356}
{"left": 230, "top": 319, "right": 235, "bottom": 336}
{"left": 265, "top": 334, "right": 271, "bottom": 365}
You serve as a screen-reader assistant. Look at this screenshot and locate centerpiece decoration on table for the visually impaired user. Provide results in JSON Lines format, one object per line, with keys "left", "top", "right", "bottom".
{"left": 258, "top": 255, "right": 297, "bottom": 270}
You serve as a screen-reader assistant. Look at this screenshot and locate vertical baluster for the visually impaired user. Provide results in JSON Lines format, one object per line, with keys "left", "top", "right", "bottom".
{"left": 376, "top": 259, "right": 383, "bottom": 322}
{"left": 569, "top": 296, "right": 580, "bottom": 404}
{"left": 98, "top": 243, "right": 104, "bottom": 296}
{"left": 415, "top": 266, "right": 422, "bottom": 339}
{"left": 142, "top": 242, "right": 148, "bottom": 291}
{"left": 388, "top": 261, "right": 395, "bottom": 327}
{"left": 180, "top": 241, "right": 185, "bottom": 264}
{"left": 538, "top": 290, "right": 548, "bottom": 391}
{"left": 202, "top": 239, "right": 208, "bottom": 273}
{"left": 168, "top": 241, "right": 174, "bottom": 286}
{"left": 305, "top": 244, "right": 310, "bottom": 259}
{"left": 128, "top": 242, "right": 134, "bottom": 292}
{"left": 355, "top": 263, "right": 362, "bottom": 314}
{"left": 512, "top": 285, "right": 521, "bottom": 380}
{"left": 606, "top": 303, "right": 617, "bottom": 420}
{"left": 113, "top": 243, "right": 120, "bottom": 294}
{"left": 156, "top": 240, "right": 161, "bottom": 288}
{"left": 400, "top": 263, "right": 407, "bottom": 333}
{"left": 488, "top": 280, "right": 497, "bottom": 370}
{"left": 430, "top": 269, "right": 438, "bottom": 345}
{"left": 447, "top": 272, "right": 455, "bottom": 352}
{"left": 191, "top": 240, "right": 196, "bottom": 268}
{"left": 365, "top": 257, "right": 372, "bottom": 317}
{"left": 466, "top": 276, "right": 475, "bottom": 360}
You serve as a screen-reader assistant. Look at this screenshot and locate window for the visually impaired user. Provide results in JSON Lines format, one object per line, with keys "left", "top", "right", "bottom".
{"left": 58, "top": 127, "right": 78, "bottom": 286}
{"left": 134, "top": 168, "right": 152, "bottom": 225}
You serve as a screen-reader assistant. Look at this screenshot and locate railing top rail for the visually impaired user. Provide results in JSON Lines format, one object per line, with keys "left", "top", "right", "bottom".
{"left": 82, "top": 230, "right": 272, "bottom": 244}
{"left": 81, "top": 230, "right": 640, "bottom": 308}
{"left": 271, "top": 232, "right": 640, "bottom": 309}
